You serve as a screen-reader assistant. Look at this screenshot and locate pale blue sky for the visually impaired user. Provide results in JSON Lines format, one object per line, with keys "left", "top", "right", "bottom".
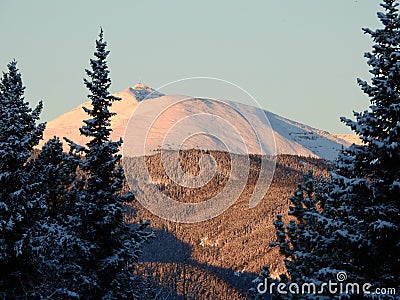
{"left": 0, "top": 1, "right": 382, "bottom": 133}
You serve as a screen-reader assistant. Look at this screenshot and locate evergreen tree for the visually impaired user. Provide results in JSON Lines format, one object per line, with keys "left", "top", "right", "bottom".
{"left": 66, "top": 29, "right": 154, "bottom": 299}
{"left": 0, "top": 60, "right": 46, "bottom": 297}
{"left": 31, "top": 137, "right": 78, "bottom": 218}
{"left": 249, "top": 172, "right": 341, "bottom": 300}
{"left": 336, "top": 0, "right": 400, "bottom": 289}
{"left": 253, "top": 1, "right": 400, "bottom": 298}
{"left": 29, "top": 137, "right": 91, "bottom": 298}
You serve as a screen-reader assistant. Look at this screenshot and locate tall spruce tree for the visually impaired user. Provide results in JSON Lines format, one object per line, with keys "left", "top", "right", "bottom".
{"left": 334, "top": 0, "right": 400, "bottom": 291}
{"left": 251, "top": 1, "right": 400, "bottom": 299}
{"left": 66, "top": 29, "right": 154, "bottom": 299}
{"left": 0, "top": 61, "right": 46, "bottom": 297}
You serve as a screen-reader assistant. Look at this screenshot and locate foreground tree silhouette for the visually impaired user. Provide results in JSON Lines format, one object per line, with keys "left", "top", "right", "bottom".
{"left": 65, "top": 29, "right": 154, "bottom": 298}
{"left": 251, "top": 1, "right": 400, "bottom": 299}
{"left": 0, "top": 61, "right": 45, "bottom": 297}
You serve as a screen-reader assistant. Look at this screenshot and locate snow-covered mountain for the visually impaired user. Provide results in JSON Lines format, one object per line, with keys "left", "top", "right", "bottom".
{"left": 42, "top": 84, "right": 353, "bottom": 161}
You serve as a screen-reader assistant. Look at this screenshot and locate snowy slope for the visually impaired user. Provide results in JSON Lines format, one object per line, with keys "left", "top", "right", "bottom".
{"left": 265, "top": 113, "right": 352, "bottom": 160}
{"left": 333, "top": 133, "right": 362, "bottom": 145}
{"left": 41, "top": 84, "right": 350, "bottom": 160}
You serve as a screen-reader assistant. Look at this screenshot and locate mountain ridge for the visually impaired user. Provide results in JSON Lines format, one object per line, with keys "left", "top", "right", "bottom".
{"left": 41, "top": 84, "right": 358, "bottom": 161}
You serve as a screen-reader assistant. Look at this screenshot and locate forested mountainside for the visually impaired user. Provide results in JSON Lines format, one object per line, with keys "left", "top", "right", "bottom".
{"left": 122, "top": 152, "right": 331, "bottom": 298}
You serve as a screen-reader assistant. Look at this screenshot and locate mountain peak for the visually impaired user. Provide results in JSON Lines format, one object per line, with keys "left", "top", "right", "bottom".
{"left": 132, "top": 83, "right": 151, "bottom": 90}
{"left": 129, "top": 83, "right": 164, "bottom": 101}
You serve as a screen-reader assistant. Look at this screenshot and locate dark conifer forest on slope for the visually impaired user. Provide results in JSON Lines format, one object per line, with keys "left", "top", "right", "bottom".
{"left": 125, "top": 152, "right": 331, "bottom": 298}
{"left": 1, "top": 0, "right": 399, "bottom": 299}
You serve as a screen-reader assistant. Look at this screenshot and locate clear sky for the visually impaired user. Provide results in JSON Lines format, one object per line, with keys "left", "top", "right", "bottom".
{"left": 0, "top": 0, "right": 382, "bottom": 133}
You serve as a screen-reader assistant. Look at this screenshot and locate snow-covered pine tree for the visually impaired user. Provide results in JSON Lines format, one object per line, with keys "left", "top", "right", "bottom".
{"left": 31, "top": 137, "right": 78, "bottom": 218}
{"left": 66, "top": 29, "right": 154, "bottom": 299}
{"left": 28, "top": 137, "right": 92, "bottom": 298}
{"left": 249, "top": 172, "right": 342, "bottom": 300}
{"left": 0, "top": 60, "right": 46, "bottom": 297}
{"left": 252, "top": 1, "right": 400, "bottom": 298}
{"left": 335, "top": 0, "right": 400, "bottom": 291}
